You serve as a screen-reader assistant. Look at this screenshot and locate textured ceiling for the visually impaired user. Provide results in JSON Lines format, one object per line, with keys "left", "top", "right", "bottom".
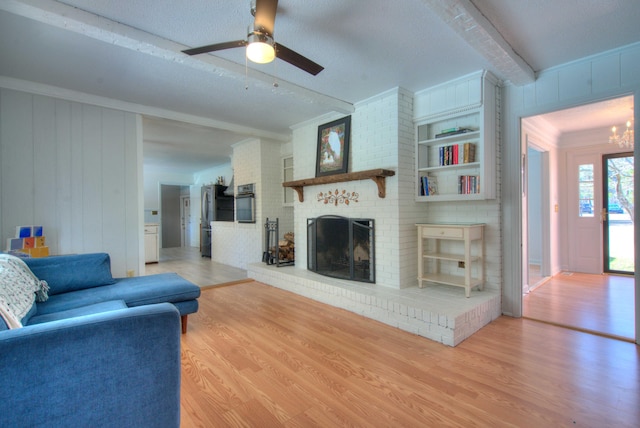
{"left": 535, "top": 96, "right": 635, "bottom": 135}
{"left": 1, "top": 0, "right": 639, "bottom": 174}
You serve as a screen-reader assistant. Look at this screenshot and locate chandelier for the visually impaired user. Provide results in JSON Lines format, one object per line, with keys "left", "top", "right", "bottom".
{"left": 609, "top": 120, "right": 634, "bottom": 148}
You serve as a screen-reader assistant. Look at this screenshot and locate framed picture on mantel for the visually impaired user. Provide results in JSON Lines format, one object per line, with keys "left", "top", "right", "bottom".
{"left": 316, "top": 115, "right": 351, "bottom": 177}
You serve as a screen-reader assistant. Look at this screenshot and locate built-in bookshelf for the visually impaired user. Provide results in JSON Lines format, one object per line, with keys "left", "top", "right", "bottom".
{"left": 415, "top": 76, "right": 496, "bottom": 202}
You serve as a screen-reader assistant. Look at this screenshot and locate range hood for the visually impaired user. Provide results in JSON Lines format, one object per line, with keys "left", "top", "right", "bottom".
{"left": 224, "top": 175, "right": 234, "bottom": 195}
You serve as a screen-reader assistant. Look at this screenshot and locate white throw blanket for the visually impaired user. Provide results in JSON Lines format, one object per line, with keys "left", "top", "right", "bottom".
{"left": 0, "top": 254, "right": 49, "bottom": 328}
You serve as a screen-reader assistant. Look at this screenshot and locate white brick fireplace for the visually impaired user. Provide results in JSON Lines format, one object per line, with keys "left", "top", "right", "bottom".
{"left": 249, "top": 79, "right": 502, "bottom": 347}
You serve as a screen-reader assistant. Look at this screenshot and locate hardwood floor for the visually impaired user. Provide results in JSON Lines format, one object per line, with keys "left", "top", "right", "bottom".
{"left": 523, "top": 272, "right": 635, "bottom": 341}
{"left": 144, "top": 247, "right": 248, "bottom": 287}
{"left": 180, "top": 281, "right": 639, "bottom": 427}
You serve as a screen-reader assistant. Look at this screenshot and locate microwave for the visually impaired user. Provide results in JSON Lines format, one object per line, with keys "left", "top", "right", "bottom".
{"left": 235, "top": 184, "right": 256, "bottom": 223}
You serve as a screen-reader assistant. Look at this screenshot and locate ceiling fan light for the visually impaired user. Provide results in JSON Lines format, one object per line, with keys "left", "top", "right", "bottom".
{"left": 246, "top": 31, "right": 275, "bottom": 64}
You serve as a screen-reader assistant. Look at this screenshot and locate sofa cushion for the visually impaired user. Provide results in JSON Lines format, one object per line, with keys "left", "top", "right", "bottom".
{"left": 35, "top": 273, "right": 201, "bottom": 316}
{"left": 0, "top": 254, "right": 49, "bottom": 329}
{"left": 111, "top": 274, "right": 201, "bottom": 307}
{"left": 27, "top": 300, "right": 127, "bottom": 325}
{"left": 0, "top": 303, "right": 181, "bottom": 427}
{"left": 24, "top": 253, "right": 115, "bottom": 295}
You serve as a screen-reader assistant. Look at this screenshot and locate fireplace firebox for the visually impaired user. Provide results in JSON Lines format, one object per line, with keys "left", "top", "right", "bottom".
{"left": 307, "top": 215, "right": 374, "bottom": 283}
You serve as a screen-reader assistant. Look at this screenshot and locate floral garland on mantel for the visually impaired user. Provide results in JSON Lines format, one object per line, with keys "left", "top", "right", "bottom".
{"left": 317, "top": 189, "right": 359, "bottom": 206}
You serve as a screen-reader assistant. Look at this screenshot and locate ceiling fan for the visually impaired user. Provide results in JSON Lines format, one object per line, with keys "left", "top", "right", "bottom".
{"left": 182, "top": 0, "right": 324, "bottom": 76}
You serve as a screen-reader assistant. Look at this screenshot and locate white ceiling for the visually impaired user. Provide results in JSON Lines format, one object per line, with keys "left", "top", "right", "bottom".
{"left": 534, "top": 96, "right": 635, "bottom": 135}
{"left": 1, "top": 0, "right": 639, "bottom": 174}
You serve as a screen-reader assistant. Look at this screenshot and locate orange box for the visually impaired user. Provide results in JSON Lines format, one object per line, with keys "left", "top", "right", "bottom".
{"left": 28, "top": 247, "right": 50, "bottom": 258}
{"left": 23, "top": 237, "right": 35, "bottom": 248}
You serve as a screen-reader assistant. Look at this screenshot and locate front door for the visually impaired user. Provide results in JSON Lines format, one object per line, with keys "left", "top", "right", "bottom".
{"left": 568, "top": 153, "right": 602, "bottom": 273}
{"left": 603, "top": 152, "right": 634, "bottom": 274}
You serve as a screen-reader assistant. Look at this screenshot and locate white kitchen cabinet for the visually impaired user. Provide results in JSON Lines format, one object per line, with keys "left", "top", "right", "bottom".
{"left": 144, "top": 223, "right": 159, "bottom": 263}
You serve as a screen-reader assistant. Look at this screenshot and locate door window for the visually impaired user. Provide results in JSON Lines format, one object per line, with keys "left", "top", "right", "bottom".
{"left": 578, "top": 163, "right": 594, "bottom": 217}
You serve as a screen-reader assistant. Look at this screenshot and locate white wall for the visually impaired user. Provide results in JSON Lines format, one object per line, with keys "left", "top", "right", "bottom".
{"left": 193, "top": 164, "right": 233, "bottom": 188}
{"left": 209, "top": 139, "right": 294, "bottom": 269}
{"left": 279, "top": 142, "right": 294, "bottom": 237}
{"left": 211, "top": 139, "right": 263, "bottom": 268}
{"left": 260, "top": 140, "right": 295, "bottom": 241}
{"left": 502, "top": 41, "right": 640, "bottom": 331}
{"left": 0, "top": 88, "right": 142, "bottom": 276}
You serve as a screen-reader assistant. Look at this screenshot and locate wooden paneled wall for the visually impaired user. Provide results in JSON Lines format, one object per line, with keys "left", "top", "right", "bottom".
{"left": 0, "top": 88, "right": 142, "bottom": 276}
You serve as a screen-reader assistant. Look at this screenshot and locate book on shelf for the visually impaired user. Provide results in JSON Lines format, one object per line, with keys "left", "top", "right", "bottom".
{"left": 419, "top": 175, "right": 438, "bottom": 196}
{"left": 438, "top": 145, "right": 455, "bottom": 166}
{"left": 428, "top": 175, "right": 438, "bottom": 195}
{"left": 458, "top": 175, "right": 480, "bottom": 194}
{"left": 463, "top": 142, "right": 476, "bottom": 163}
{"left": 437, "top": 142, "right": 475, "bottom": 166}
{"left": 435, "top": 127, "right": 474, "bottom": 139}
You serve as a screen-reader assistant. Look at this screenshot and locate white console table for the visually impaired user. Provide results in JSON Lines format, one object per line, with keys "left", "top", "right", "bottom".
{"left": 416, "top": 223, "right": 485, "bottom": 297}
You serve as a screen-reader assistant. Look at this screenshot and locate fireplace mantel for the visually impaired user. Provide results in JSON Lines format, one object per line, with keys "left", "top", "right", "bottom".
{"left": 282, "top": 169, "right": 395, "bottom": 202}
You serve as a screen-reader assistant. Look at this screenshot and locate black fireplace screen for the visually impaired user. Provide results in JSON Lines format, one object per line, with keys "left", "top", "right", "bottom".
{"left": 307, "top": 215, "right": 374, "bottom": 283}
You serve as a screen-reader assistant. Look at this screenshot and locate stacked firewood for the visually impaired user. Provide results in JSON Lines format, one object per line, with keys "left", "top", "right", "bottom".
{"left": 276, "top": 232, "right": 295, "bottom": 261}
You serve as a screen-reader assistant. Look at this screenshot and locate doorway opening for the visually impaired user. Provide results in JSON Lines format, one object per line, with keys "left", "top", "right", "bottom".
{"left": 524, "top": 143, "right": 551, "bottom": 292}
{"left": 521, "top": 95, "right": 636, "bottom": 342}
{"left": 160, "top": 184, "right": 191, "bottom": 249}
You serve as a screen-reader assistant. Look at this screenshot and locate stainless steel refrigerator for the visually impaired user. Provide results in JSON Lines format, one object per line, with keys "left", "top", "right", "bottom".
{"left": 201, "top": 185, "right": 214, "bottom": 257}
{"left": 201, "top": 184, "right": 233, "bottom": 257}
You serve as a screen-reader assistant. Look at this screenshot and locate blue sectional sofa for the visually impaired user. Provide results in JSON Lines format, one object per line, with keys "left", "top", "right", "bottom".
{"left": 0, "top": 252, "right": 201, "bottom": 427}
{"left": 8, "top": 252, "right": 201, "bottom": 333}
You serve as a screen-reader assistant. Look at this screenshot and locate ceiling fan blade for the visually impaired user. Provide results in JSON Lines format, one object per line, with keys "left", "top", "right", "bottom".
{"left": 253, "top": 0, "right": 278, "bottom": 35}
{"left": 275, "top": 43, "right": 324, "bottom": 76}
{"left": 182, "top": 40, "right": 247, "bottom": 56}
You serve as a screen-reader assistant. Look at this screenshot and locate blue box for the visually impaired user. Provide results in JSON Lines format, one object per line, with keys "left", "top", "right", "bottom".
{"left": 7, "top": 238, "right": 23, "bottom": 250}
{"left": 16, "top": 226, "right": 32, "bottom": 238}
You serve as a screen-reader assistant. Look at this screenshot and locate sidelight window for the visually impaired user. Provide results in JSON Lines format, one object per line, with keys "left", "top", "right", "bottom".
{"left": 578, "top": 163, "right": 594, "bottom": 217}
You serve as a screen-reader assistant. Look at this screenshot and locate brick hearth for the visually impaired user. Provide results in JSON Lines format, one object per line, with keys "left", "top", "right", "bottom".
{"left": 248, "top": 263, "right": 501, "bottom": 347}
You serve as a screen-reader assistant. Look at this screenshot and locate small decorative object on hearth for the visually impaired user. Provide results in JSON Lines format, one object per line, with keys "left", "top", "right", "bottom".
{"left": 276, "top": 232, "right": 295, "bottom": 262}
{"left": 263, "top": 218, "right": 294, "bottom": 267}
{"left": 316, "top": 189, "right": 359, "bottom": 206}
{"left": 316, "top": 116, "right": 351, "bottom": 177}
